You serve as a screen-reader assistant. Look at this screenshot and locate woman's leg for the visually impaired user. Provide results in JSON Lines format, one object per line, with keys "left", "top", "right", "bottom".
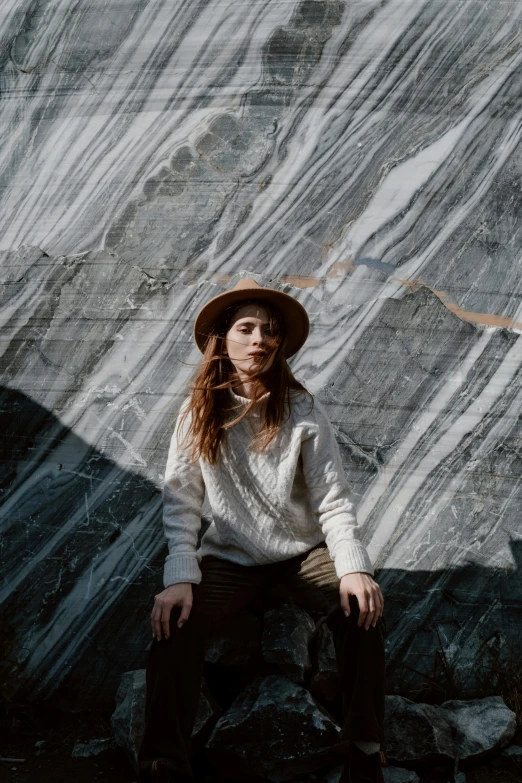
{"left": 277, "top": 543, "right": 386, "bottom": 765}
{"left": 328, "top": 593, "right": 386, "bottom": 783}
{"left": 137, "top": 556, "right": 265, "bottom": 779}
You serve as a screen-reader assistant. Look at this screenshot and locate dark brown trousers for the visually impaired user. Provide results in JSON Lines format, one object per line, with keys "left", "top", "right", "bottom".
{"left": 137, "top": 541, "right": 386, "bottom": 778}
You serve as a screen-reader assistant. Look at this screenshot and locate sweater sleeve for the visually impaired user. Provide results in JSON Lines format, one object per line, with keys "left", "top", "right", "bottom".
{"left": 162, "top": 400, "right": 205, "bottom": 587}
{"left": 300, "top": 397, "right": 374, "bottom": 579}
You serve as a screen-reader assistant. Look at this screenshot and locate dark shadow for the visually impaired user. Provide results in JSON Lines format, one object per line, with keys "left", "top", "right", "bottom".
{"left": 1, "top": 385, "right": 521, "bottom": 718}
{"left": 0, "top": 385, "right": 211, "bottom": 712}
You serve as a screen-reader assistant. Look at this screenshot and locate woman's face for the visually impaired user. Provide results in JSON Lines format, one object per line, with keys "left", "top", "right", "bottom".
{"left": 224, "top": 303, "right": 278, "bottom": 376}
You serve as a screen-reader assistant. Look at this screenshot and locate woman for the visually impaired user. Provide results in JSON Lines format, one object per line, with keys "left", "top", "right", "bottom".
{"left": 138, "top": 278, "right": 386, "bottom": 783}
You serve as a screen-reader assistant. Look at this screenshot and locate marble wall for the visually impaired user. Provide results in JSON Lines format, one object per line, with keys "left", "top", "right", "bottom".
{"left": 1, "top": 0, "right": 521, "bottom": 710}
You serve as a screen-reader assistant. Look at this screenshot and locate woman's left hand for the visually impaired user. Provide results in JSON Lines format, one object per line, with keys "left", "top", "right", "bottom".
{"left": 339, "top": 572, "right": 384, "bottom": 630}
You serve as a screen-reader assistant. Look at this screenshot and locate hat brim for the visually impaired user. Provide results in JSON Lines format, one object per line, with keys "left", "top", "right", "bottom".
{"left": 193, "top": 287, "right": 310, "bottom": 359}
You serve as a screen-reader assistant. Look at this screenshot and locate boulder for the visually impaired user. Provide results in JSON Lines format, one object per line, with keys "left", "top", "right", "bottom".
{"left": 111, "top": 670, "right": 146, "bottom": 767}
{"left": 384, "top": 695, "right": 456, "bottom": 766}
{"left": 383, "top": 768, "right": 420, "bottom": 783}
{"left": 491, "top": 743, "right": 522, "bottom": 772}
{"left": 205, "top": 674, "right": 349, "bottom": 782}
{"left": 501, "top": 744, "right": 522, "bottom": 758}
{"left": 110, "top": 669, "right": 220, "bottom": 768}
{"left": 205, "top": 608, "right": 263, "bottom": 670}
{"left": 309, "top": 621, "right": 340, "bottom": 703}
{"left": 193, "top": 679, "right": 222, "bottom": 750}
{"left": 323, "top": 763, "right": 420, "bottom": 783}
{"left": 384, "top": 695, "right": 516, "bottom": 768}
{"left": 262, "top": 604, "right": 316, "bottom": 683}
{"left": 71, "top": 737, "right": 115, "bottom": 757}
{"left": 440, "top": 696, "right": 516, "bottom": 763}
{"left": 322, "top": 764, "right": 343, "bottom": 783}
{"left": 382, "top": 767, "right": 420, "bottom": 783}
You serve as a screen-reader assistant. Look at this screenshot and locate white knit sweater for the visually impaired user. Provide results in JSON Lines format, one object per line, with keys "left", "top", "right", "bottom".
{"left": 162, "top": 388, "right": 374, "bottom": 587}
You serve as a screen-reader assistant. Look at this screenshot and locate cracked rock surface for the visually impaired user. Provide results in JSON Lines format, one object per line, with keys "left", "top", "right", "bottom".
{"left": 205, "top": 608, "right": 263, "bottom": 671}
{"left": 205, "top": 674, "right": 349, "bottom": 782}
{"left": 261, "top": 604, "right": 317, "bottom": 684}
{"left": 384, "top": 695, "right": 516, "bottom": 768}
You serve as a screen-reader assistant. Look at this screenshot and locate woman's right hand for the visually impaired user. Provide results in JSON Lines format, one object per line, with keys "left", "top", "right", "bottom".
{"left": 151, "top": 582, "right": 193, "bottom": 641}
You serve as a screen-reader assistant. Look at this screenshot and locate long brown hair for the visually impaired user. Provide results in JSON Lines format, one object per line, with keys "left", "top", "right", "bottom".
{"left": 178, "top": 297, "right": 313, "bottom": 464}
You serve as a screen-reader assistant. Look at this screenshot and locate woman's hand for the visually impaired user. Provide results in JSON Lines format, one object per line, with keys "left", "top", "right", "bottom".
{"left": 151, "top": 582, "right": 193, "bottom": 641}
{"left": 339, "top": 572, "right": 384, "bottom": 630}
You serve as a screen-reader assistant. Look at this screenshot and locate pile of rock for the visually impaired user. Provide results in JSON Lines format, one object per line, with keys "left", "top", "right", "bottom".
{"left": 110, "top": 603, "right": 517, "bottom": 781}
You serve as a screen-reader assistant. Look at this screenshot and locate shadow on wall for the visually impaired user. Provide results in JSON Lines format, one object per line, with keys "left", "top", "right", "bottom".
{"left": 0, "top": 386, "right": 521, "bottom": 713}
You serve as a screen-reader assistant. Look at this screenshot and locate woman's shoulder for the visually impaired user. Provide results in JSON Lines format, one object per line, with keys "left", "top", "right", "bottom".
{"left": 287, "top": 387, "right": 318, "bottom": 421}
{"left": 288, "top": 388, "right": 335, "bottom": 428}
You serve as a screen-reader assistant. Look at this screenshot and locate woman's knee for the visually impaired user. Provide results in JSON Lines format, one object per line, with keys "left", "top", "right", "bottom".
{"left": 326, "top": 603, "right": 385, "bottom": 640}
{"left": 163, "top": 600, "right": 211, "bottom": 639}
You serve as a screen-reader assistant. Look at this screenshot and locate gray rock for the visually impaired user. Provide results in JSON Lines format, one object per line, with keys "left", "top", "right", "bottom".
{"left": 384, "top": 695, "right": 456, "bottom": 766}
{"left": 193, "top": 679, "right": 222, "bottom": 750}
{"left": 501, "top": 744, "right": 522, "bottom": 758}
{"left": 206, "top": 674, "right": 349, "bottom": 782}
{"left": 205, "top": 608, "right": 263, "bottom": 670}
{"left": 71, "top": 737, "right": 115, "bottom": 757}
{"left": 491, "top": 743, "right": 522, "bottom": 771}
{"left": 262, "top": 604, "right": 316, "bottom": 683}
{"left": 440, "top": 696, "right": 516, "bottom": 763}
{"left": 323, "top": 763, "right": 420, "bottom": 783}
{"left": 384, "top": 695, "right": 516, "bottom": 768}
{"left": 111, "top": 670, "right": 146, "bottom": 767}
{"left": 383, "top": 768, "right": 421, "bottom": 783}
{"left": 309, "top": 621, "right": 339, "bottom": 703}
{"left": 322, "top": 764, "right": 343, "bottom": 783}
{"left": 111, "top": 669, "right": 219, "bottom": 768}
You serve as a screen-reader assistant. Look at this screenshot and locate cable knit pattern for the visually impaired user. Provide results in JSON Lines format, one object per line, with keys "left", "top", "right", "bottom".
{"left": 162, "top": 388, "right": 374, "bottom": 587}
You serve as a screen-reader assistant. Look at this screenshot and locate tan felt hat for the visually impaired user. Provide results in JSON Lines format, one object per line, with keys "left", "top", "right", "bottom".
{"left": 193, "top": 277, "right": 310, "bottom": 358}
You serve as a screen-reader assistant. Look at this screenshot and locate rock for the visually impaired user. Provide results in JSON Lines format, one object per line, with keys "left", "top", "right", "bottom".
{"left": 491, "top": 743, "right": 522, "bottom": 772}
{"left": 72, "top": 737, "right": 115, "bottom": 757}
{"left": 384, "top": 695, "right": 516, "bottom": 768}
{"left": 262, "top": 604, "right": 316, "bottom": 684}
{"left": 322, "top": 764, "right": 343, "bottom": 783}
{"left": 193, "top": 679, "right": 223, "bottom": 750}
{"left": 111, "top": 669, "right": 220, "bottom": 768}
{"left": 384, "top": 695, "right": 456, "bottom": 766}
{"left": 440, "top": 696, "right": 516, "bottom": 763}
{"left": 487, "top": 745, "right": 522, "bottom": 780}
{"left": 205, "top": 608, "right": 263, "bottom": 670}
{"left": 383, "top": 768, "right": 421, "bottom": 783}
{"left": 205, "top": 674, "right": 349, "bottom": 782}
{"left": 323, "top": 763, "right": 420, "bottom": 783}
{"left": 501, "top": 744, "right": 522, "bottom": 758}
{"left": 111, "top": 670, "right": 146, "bottom": 767}
{"left": 454, "top": 773, "right": 467, "bottom": 783}
{"left": 309, "top": 621, "right": 340, "bottom": 703}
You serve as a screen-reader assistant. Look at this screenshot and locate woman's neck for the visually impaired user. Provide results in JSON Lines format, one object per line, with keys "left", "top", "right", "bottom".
{"left": 231, "top": 379, "right": 268, "bottom": 400}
